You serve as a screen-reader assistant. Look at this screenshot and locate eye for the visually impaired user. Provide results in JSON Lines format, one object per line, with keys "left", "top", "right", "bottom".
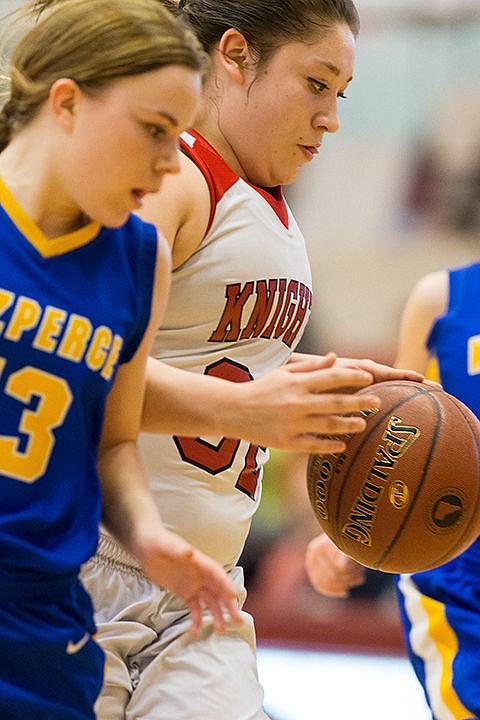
{"left": 337, "top": 91, "right": 348, "bottom": 100}
{"left": 308, "top": 78, "right": 328, "bottom": 94}
{"left": 145, "top": 123, "right": 166, "bottom": 139}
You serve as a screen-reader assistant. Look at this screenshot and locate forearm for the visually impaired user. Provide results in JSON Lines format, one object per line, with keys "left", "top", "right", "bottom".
{"left": 98, "top": 439, "right": 167, "bottom": 559}
{"left": 97, "top": 439, "right": 242, "bottom": 632}
{"left": 142, "top": 358, "right": 242, "bottom": 437}
{"left": 142, "top": 356, "right": 384, "bottom": 454}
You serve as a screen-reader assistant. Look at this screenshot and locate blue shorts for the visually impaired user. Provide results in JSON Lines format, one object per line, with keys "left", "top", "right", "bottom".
{"left": 0, "top": 574, "right": 104, "bottom": 719}
{"left": 396, "top": 539, "right": 480, "bottom": 720}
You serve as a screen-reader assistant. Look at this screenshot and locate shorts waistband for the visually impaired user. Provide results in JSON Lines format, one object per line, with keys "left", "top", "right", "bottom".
{"left": 95, "top": 531, "right": 142, "bottom": 572}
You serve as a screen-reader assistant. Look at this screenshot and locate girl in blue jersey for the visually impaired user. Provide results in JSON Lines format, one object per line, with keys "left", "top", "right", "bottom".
{"left": 307, "top": 265, "right": 480, "bottom": 720}
{"left": 0, "top": 1, "right": 241, "bottom": 717}
{"left": 394, "top": 266, "right": 480, "bottom": 720}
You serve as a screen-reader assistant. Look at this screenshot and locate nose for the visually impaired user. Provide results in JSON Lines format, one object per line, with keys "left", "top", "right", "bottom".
{"left": 153, "top": 139, "right": 181, "bottom": 175}
{"left": 312, "top": 96, "right": 340, "bottom": 134}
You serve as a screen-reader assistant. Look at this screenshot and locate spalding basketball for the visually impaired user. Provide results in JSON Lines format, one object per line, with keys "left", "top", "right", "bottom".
{"left": 307, "top": 381, "right": 480, "bottom": 573}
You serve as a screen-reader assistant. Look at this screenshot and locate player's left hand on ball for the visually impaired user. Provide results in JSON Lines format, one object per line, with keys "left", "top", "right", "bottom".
{"left": 138, "top": 529, "right": 243, "bottom": 637}
{"left": 305, "top": 533, "right": 366, "bottom": 598}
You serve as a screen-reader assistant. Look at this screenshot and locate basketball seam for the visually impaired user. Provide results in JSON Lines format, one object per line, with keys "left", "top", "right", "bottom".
{"left": 374, "top": 392, "right": 442, "bottom": 569}
{"left": 334, "top": 386, "right": 433, "bottom": 557}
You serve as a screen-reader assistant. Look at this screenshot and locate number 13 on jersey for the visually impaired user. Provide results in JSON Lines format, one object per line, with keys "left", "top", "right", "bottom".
{"left": 0, "top": 358, "right": 72, "bottom": 483}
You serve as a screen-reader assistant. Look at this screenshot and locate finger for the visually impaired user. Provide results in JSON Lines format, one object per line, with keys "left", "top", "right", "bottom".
{"left": 284, "top": 413, "right": 369, "bottom": 452}
{"left": 203, "top": 594, "right": 226, "bottom": 635}
{"left": 287, "top": 352, "right": 337, "bottom": 372}
{"left": 223, "top": 595, "right": 243, "bottom": 625}
{"left": 188, "top": 600, "right": 203, "bottom": 639}
{"left": 306, "top": 415, "right": 368, "bottom": 436}
{"left": 422, "top": 379, "right": 442, "bottom": 390}
{"left": 308, "top": 392, "right": 380, "bottom": 415}
{"left": 391, "top": 367, "right": 424, "bottom": 381}
{"left": 373, "top": 366, "right": 424, "bottom": 383}
{"left": 305, "top": 368, "right": 374, "bottom": 392}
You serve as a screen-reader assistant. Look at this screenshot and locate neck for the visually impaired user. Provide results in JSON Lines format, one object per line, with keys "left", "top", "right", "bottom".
{"left": 193, "top": 115, "right": 248, "bottom": 182}
{"left": 0, "top": 135, "right": 87, "bottom": 239}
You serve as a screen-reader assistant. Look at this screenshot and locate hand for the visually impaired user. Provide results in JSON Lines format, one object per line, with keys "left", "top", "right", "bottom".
{"left": 235, "top": 352, "right": 381, "bottom": 454}
{"left": 305, "top": 533, "right": 366, "bottom": 598}
{"left": 332, "top": 355, "right": 424, "bottom": 385}
{"left": 137, "top": 528, "right": 243, "bottom": 637}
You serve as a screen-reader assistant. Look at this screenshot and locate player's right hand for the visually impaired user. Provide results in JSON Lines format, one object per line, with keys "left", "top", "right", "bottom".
{"left": 136, "top": 527, "right": 243, "bottom": 637}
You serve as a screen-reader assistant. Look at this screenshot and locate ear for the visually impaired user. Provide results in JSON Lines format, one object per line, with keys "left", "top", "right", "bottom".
{"left": 217, "top": 28, "right": 254, "bottom": 85}
{"left": 48, "top": 78, "right": 82, "bottom": 131}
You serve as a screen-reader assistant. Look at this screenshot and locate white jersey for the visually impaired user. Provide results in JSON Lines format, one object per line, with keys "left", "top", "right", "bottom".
{"left": 139, "top": 129, "right": 313, "bottom": 570}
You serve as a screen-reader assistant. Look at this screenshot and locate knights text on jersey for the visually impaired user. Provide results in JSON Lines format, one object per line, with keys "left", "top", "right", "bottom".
{"left": 0, "top": 177, "right": 157, "bottom": 593}
{"left": 139, "top": 129, "right": 313, "bottom": 570}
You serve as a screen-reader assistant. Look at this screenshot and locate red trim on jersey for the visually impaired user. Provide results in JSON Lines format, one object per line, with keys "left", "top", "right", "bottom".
{"left": 180, "top": 129, "right": 289, "bottom": 232}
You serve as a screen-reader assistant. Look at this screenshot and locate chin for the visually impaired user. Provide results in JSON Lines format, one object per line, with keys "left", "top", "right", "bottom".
{"left": 102, "top": 207, "right": 132, "bottom": 228}
{"left": 281, "top": 168, "right": 301, "bottom": 186}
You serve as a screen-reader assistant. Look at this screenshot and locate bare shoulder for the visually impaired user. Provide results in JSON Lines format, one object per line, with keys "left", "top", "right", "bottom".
{"left": 395, "top": 269, "right": 449, "bottom": 371}
{"left": 170, "top": 153, "right": 211, "bottom": 268}
{"left": 137, "top": 152, "right": 211, "bottom": 268}
{"left": 409, "top": 269, "right": 448, "bottom": 318}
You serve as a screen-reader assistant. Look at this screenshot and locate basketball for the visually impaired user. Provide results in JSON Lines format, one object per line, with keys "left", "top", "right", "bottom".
{"left": 307, "top": 380, "right": 480, "bottom": 573}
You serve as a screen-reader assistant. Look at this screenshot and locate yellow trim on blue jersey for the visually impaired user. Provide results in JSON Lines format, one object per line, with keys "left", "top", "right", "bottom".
{"left": 426, "top": 356, "right": 441, "bottom": 384}
{"left": 420, "top": 593, "right": 471, "bottom": 719}
{"left": 0, "top": 177, "right": 101, "bottom": 258}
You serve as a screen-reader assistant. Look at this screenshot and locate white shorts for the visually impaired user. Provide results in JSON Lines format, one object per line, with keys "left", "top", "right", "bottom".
{"left": 81, "top": 533, "right": 268, "bottom": 720}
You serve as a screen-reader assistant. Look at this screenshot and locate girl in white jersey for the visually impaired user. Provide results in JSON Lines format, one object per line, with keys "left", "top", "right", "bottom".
{"left": 82, "top": 2, "right": 424, "bottom": 718}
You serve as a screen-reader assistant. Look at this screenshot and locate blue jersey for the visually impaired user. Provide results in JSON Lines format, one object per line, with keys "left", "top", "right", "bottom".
{"left": 396, "top": 263, "right": 480, "bottom": 720}
{"left": 0, "top": 177, "right": 157, "bottom": 594}
{"left": 427, "top": 263, "right": 480, "bottom": 415}
{"left": 423, "top": 262, "right": 480, "bottom": 568}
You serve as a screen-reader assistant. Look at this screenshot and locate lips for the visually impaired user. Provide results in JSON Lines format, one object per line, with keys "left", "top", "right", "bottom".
{"left": 131, "top": 183, "right": 163, "bottom": 209}
{"left": 131, "top": 189, "right": 145, "bottom": 209}
{"left": 299, "top": 144, "right": 321, "bottom": 161}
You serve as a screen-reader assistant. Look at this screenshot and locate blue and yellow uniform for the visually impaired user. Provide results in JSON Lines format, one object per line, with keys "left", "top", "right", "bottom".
{"left": 396, "top": 263, "right": 480, "bottom": 720}
{"left": 0, "top": 177, "right": 157, "bottom": 719}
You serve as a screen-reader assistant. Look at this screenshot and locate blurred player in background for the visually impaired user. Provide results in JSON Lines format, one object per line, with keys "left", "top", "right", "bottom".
{"left": 306, "top": 263, "right": 480, "bottom": 720}
{"left": 0, "top": 1, "right": 242, "bottom": 717}
{"left": 81, "top": 1, "right": 423, "bottom": 718}
{"left": 395, "top": 265, "right": 480, "bottom": 720}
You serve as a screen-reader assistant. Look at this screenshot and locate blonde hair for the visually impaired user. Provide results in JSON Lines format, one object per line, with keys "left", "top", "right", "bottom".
{"left": 0, "top": 0, "right": 208, "bottom": 150}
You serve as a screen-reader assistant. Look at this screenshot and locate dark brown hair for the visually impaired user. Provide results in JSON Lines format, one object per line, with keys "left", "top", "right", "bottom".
{"left": 173, "top": 0, "right": 360, "bottom": 67}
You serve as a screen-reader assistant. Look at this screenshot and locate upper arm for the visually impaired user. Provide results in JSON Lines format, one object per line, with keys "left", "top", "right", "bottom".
{"left": 395, "top": 270, "right": 448, "bottom": 373}
{"left": 99, "top": 235, "right": 172, "bottom": 448}
{"left": 136, "top": 152, "right": 211, "bottom": 269}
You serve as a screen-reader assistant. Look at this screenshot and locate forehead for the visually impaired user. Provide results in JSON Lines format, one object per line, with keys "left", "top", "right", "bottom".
{"left": 267, "top": 24, "right": 355, "bottom": 82}
{"left": 108, "top": 65, "right": 202, "bottom": 99}
{"left": 98, "top": 65, "right": 203, "bottom": 119}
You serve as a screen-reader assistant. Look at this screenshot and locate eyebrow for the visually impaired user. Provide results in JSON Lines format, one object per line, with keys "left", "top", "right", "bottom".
{"left": 319, "top": 61, "right": 353, "bottom": 83}
{"left": 153, "top": 110, "right": 178, "bottom": 127}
